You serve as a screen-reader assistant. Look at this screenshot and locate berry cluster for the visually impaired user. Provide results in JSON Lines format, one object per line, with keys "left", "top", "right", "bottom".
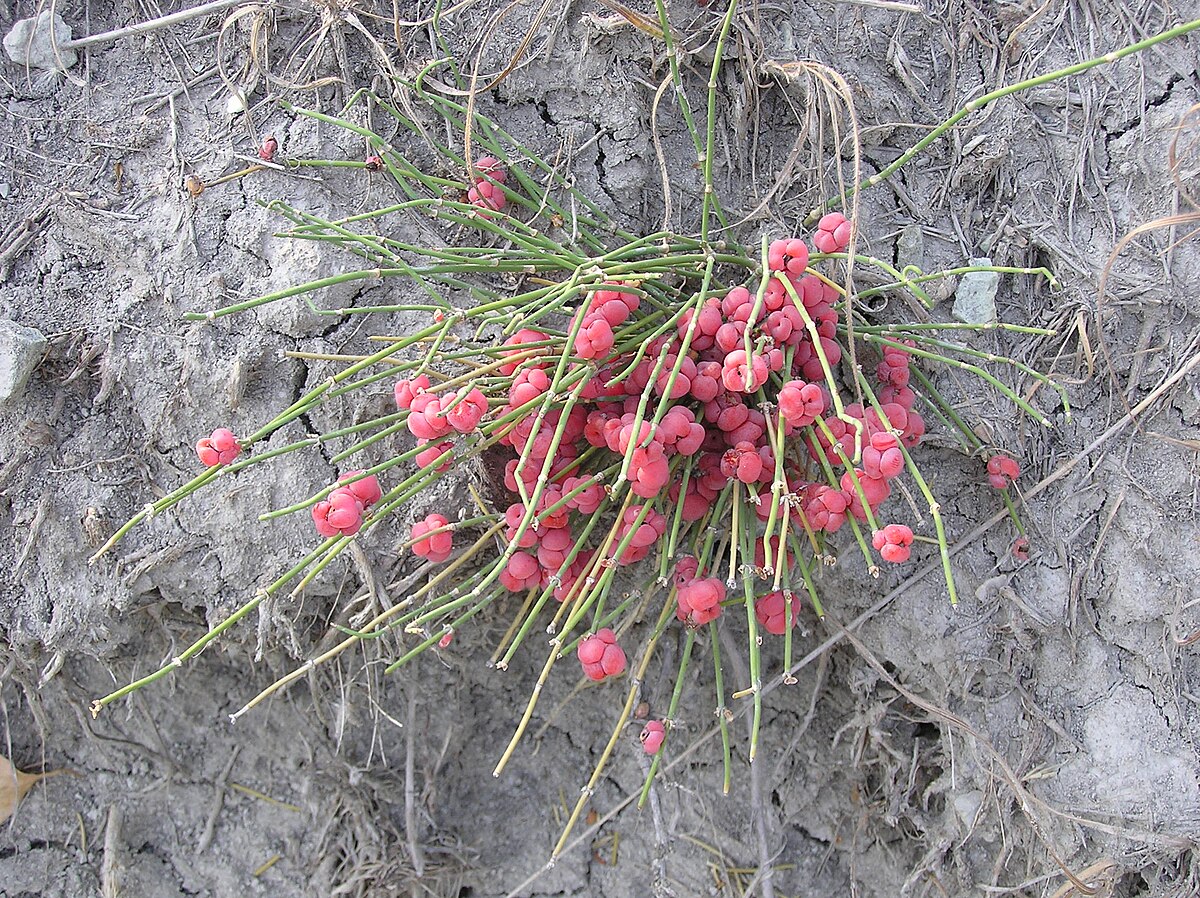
{"left": 377, "top": 217, "right": 937, "bottom": 673}
{"left": 192, "top": 216, "right": 964, "bottom": 700}
{"left": 312, "top": 471, "right": 382, "bottom": 538}
{"left": 468, "top": 156, "right": 507, "bottom": 213}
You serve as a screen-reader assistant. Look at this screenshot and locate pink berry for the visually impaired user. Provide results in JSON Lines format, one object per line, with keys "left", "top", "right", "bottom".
{"left": 394, "top": 374, "right": 432, "bottom": 410}
{"left": 578, "top": 629, "right": 626, "bottom": 681}
{"left": 778, "top": 380, "right": 825, "bottom": 428}
{"left": 901, "top": 410, "right": 925, "bottom": 448}
{"left": 813, "top": 212, "right": 852, "bottom": 253}
{"left": 338, "top": 470, "right": 382, "bottom": 507}
{"left": 720, "top": 441, "right": 763, "bottom": 484}
{"left": 407, "top": 392, "right": 452, "bottom": 440}
{"left": 861, "top": 432, "right": 905, "bottom": 480}
{"left": 676, "top": 576, "right": 725, "bottom": 626}
{"left": 312, "top": 486, "right": 365, "bottom": 538}
{"left": 1012, "top": 536, "right": 1030, "bottom": 561}
{"left": 196, "top": 427, "right": 241, "bottom": 467}
{"left": 574, "top": 313, "right": 615, "bottom": 360}
{"left": 411, "top": 513, "right": 453, "bottom": 562}
{"left": 415, "top": 439, "right": 454, "bottom": 472}
{"left": 258, "top": 136, "right": 278, "bottom": 162}
{"left": 987, "top": 455, "right": 1020, "bottom": 489}
{"left": 499, "top": 551, "right": 541, "bottom": 591}
{"left": 767, "top": 238, "right": 810, "bottom": 275}
{"left": 754, "top": 591, "right": 796, "bottom": 635}
{"left": 473, "top": 156, "right": 507, "bottom": 184}
{"left": 365, "top": 154, "right": 383, "bottom": 172}
{"left": 446, "top": 386, "right": 488, "bottom": 433}
{"left": 721, "top": 349, "right": 767, "bottom": 393}
{"left": 803, "top": 484, "right": 849, "bottom": 533}
{"left": 640, "top": 720, "right": 666, "bottom": 755}
{"left": 871, "top": 523, "right": 914, "bottom": 564}
{"left": 499, "top": 329, "right": 549, "bottom": 375}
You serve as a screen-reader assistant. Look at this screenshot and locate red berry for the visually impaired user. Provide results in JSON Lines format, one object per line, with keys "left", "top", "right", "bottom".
{"left": 754, "top": 591, "right": 796, "bottom": 635}
{"left": 412, "top": 513, "right": 453, "bottom": 562}
{"left": 778, "top": 380, "right": 825, "bottom": 428}
{"left": 446, "top": 386, "right": 488, "bottom": 433}
{"left": 901, "top": 410, "right": 925, "bottom": 448}
{"left": 338, "top": 470, "right": 382, "bottom": 507}
{"left": 536, "top": 526, "right": 574, "bottom": 571}
{"left": 812, "top": 212, "right": 852, "bottom": 253}
{"left": 721, "top": 349, "right": 767, "bottom": 393}
{"left": 721, "top": 441, "right": 763, "bottom": 483}
{"left": 499, "top": 550, "right": 541, "bottom": 591}
{"left": 258, "top": 136, "right": 278, "bottom": 162}
{"left": 313, "top": 486, "right": 365, "bottom": 538}
{"left": 767, "top": 238, "right": 810, "bottom": 275}
{"left": 499, "top": 329, "right": 549, "bottom": 375}
{"left": 574, "top": 313, "right": 614, "bottom": 360}
{"left": 196, "top": 427, "right": 241, "bottom": 467}
{"left": 803, "top": 484, "right": 849, "bottom": 532}
{"left": 473, "top": 156, "right": 507, "bottom": 184}
{"left": 394, "top": 374, "right": 432, "bottom": 410}
{"left": 415, "top": 439, "right": 454, "bottom": 472}
{"left": 578, "top": 629, "right": 626, "bottom": 681}
{"left": 871, "top": 523, "right": 914, "bottom": 563}
{"left": 640, "top": 720, "right": 666, "bottom": 755}
{"left": 676, "top": 575, "right": 725, "bottom": 626}
{"left": 861, "top": 432, "right": 905, "bottom": 480}
{"left": 987, "top": 455, "right": 1020, "bottom": 489}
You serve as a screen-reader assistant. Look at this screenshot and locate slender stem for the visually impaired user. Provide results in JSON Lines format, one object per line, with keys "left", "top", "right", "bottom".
{"left": 809, "top": 17, "right": 1200, "bottom": 220}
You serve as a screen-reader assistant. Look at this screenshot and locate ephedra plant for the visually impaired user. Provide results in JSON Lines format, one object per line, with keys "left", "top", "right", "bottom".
{"left": 88, "top": 2, "right": 1199, "bottom": 863}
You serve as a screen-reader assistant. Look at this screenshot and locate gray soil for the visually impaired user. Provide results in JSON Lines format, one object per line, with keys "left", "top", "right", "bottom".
{"left": 2, "top": 1, "right": 1199, "bottom": 897}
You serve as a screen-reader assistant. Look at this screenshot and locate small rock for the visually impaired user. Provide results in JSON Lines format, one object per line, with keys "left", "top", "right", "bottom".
{"left": 896, "top": 224, "right": 925, "bottom": 271}
{"left": 952, "top": 790, "right": 985, "bottom": 830}
{"left": 952, "top": 257, "right": 999, "bottom": 324}
{"left": 3, "top": 12, "right": 77, "bottom": 72}
{"left": 0, "top": 320, "right": 48, "bottom": 404}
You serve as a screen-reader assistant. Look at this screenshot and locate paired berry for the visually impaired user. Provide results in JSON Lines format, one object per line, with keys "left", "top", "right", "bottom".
{"left": 312, "top": 470, "right": 384, "bottom": 538}
{"left": 754, "top": 591, "right": 796, "bottom": 635}
{"left": 577, "top": 629, "right": 627, "bottom": 681}
{"left": 312, "top": 489, "right": 365, "bottom": 537}
{"left": 987, "top": 455, "right": 1020, "bottom": 489}
{"left": 412, "top": 513, "right": 453, "bottom": 562}
{"left": 338, "top": 470, "right": 382, "bottom": 507}
{"left": 468, "top": 156, "right": 508, "bottom": 212}
{"left": 196, "top": 428, "right": 241, "bottom": 467}
{"left": 446, "top": 387, "right": 488, "bottom": 433}
{"left": 872, "top": 523, "right": 914, "bottom": 564}
{"left": 676, "top": 575, "right": 726, "bottom": 626}
{"left": 812, "top": 212, "right": 852, "bottom": 254}
{"left": 778, "top": 380, "right": 825, "bottom": 428}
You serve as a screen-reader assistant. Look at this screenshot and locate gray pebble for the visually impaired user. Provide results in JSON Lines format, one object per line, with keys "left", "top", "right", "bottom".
{"left": 3, "top": 11, "right": 77, "bottom": 72}
{"left": 0, "top": 319, "right": 48, "bottom": 404}
{"left": 952, "top": 257, "right": 999, "bottom": 324}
